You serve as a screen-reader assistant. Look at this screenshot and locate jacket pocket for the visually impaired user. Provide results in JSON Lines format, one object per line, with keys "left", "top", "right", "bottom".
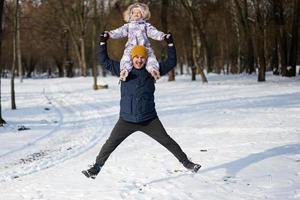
{"left": 120, "top": 96, "right": 132, "bottom": 114}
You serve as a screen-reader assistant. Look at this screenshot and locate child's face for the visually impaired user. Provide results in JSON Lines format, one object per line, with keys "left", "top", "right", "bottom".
{"left": 131, "top": 8, "right": 143, "bottom": 21}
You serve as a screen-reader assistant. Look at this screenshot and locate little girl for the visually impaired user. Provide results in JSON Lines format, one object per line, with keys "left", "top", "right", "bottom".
{"left": 107, "top": 3, "right": 166, "bottom": 81}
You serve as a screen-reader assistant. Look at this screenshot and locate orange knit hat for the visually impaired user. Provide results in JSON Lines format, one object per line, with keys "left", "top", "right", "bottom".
{"left": 131, "top": 45, "right": 148, "bottom": 59}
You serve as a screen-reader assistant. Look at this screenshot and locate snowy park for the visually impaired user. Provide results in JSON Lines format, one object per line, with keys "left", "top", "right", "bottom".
{"left": 1, "top": 0, "right": 300, "bottom": 199}
{"left": 0, "top": 73, "right": 299, "bottom": 200}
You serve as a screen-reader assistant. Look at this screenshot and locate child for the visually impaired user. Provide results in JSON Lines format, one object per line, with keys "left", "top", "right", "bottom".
{"left": 107, "top": 3, "right": 167, "bottom": 81}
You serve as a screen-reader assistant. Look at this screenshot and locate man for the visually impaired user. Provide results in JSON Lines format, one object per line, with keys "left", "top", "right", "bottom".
{"left": 82, "top": 32, "right": 201, "bottom": 179}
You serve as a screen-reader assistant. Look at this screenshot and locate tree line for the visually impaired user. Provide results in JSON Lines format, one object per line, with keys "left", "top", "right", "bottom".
{"left": 0, "top": 0, "right": 300, "bottom": 125}
{"left": 1, "top": 0, "right": 300, "bottom": 81}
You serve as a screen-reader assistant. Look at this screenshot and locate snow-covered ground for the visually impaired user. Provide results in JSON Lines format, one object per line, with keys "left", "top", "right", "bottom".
{"left": 0, "top": 74, "right": 299, "bottom": 200}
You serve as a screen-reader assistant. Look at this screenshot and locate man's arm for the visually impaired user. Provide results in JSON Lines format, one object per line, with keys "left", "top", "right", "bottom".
{"left": 159, "top": 33, "right": 177, "bottom": 76}
{"left": 98, "top": 32, "right": 120, "bottom": 76}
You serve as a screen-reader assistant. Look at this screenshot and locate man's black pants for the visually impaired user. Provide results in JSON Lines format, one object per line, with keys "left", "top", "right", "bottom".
{"left": 96, "top": 117, "right": 188, "bottom": 166}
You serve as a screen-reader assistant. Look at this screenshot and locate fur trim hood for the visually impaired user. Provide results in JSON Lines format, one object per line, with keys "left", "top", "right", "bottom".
{"left": 123, "top": 3, "right": 151, "bottom": 22}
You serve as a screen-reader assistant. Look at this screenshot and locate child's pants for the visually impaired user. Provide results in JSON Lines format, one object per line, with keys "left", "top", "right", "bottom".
{"left": 121, "top": 46, "right": 159, "bottom": 73}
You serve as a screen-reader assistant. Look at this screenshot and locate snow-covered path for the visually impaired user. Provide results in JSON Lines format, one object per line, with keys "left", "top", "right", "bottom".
{"left": 0, "top": 74, "right": 300, "bottom": 200}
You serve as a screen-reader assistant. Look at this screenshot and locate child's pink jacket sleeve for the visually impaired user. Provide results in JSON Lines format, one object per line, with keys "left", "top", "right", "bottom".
{"left": 146, "top": 23, "right": 166, "bottom": 41}
{"left": 109, "top": 24, "right": 129, "bottom": 39}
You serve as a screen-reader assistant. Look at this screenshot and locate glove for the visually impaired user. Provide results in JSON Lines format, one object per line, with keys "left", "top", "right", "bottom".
{"left": 100, "top": 31, "right": 109, "bottom": 44}
{"left": 164, "top": 32, "right": 174, "bottom": 45}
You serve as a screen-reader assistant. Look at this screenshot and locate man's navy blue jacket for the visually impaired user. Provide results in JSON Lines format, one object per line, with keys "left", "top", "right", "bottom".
{"left": 98, "top": 44, "right": 177, "bottom": 123}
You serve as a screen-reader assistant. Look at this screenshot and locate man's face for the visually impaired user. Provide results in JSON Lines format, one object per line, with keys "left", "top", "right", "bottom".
{"left": 132, "top": 55, "right": 146, "bottom": 69}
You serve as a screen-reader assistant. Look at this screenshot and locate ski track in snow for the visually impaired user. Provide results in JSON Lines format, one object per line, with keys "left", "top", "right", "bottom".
{"left": 0, "top": 81, "right": 117, "bottom": 182}
{"left": 0, "top": 74, "right": 300, "bottom": 200}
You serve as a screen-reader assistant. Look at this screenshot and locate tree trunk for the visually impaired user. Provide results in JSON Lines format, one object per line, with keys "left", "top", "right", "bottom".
{"left": 257, "top": 34, "right": 266, "bottom": 81}
{"left": 233, "top": 0, "right": 255, "bottom": 74}
{"left": 244, "top": 0, "right": 255, "bottom": 74}
{"left": 16, "top": 0, "right": 22, "bottom": 83}
{"left": 0, "top": 0, "right": 6, "bottom": 125}
{"left": 279, "top": 27, "right": 288, "bottom": 76}
{"left": 80, "top": 38, "right": 87, "bottom": 76}
{"left": 230, "top": 0, "right": 242, "bottom": 73}
{"left": 161, "top": 0, "right": 174, "bottom": 81}
{"left": 191, "top": 21, "right": 208, "bottom": 83}
{"left": 254, "top": 0, "right": 266, "bottom": 82}
{"left": 191, "top": 65, "right": 196, "bottom": 81}
{"left": 66, "top": 61, "right": 74, "bottom": 78}
{"left": 26, "top": 63, "right": 36, "bottom": 78}
{"left": 179, "top": 57, "right": 184, "bottom": 75}
{"left": 272, "top": 0, "right": 288, "bottom": 76}
{"left": 55, "top": 60, "right": 64, "bottom": 78}
{"left": 271, "top": 37, "right": 279, "bottom": 75}
{"left": 92, "top": 0, "right": 98, "bottom": 89}
{"left": 58, "top": 0, "right": 87, "bottom": 77}
{"left": 11, "top": 0, "right": 19, "bottom": 110}
{"left": 79, "top": 0, "right": 87, "bottom": 77}
{"left": 181, "top": 0, "right": 213, "bottom": 73}
{"left": 286, "top": 0, "right": 300, "bottom": 77}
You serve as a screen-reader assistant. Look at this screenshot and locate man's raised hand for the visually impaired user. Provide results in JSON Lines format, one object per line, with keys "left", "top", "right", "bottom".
{"left": 100, "top": 31, "right": 109, "bottom": 44}
{"left": 164, "top": 32, "right": 174, "bottom": 45}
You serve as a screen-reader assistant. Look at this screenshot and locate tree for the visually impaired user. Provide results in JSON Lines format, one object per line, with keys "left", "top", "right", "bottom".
{"left": 190, "top": 12, "right": 207, "bottom": 83}
{"left": 91, "top": 0, "right": 98, "bottom": 89}
{"left": 272, "top": 0, "right": 288, "bottom": 76}
{"left": 11, "top": 0, "right": 19, "bottom": 110}
{"left": 16, "top": 0, "right": 22, "bottom": 82}
{"left": 181, "top": 0, "right": 213, "bottom": 74}
{"left": 0, "top": 0, "right": 6, "bottom": 125}
{"left": 90, "top": 0, "right": 107, "bottom": 89}
{"left": 181, "top": 0, "right": 208, "bottom": 82}
{"left": 233, "top": 0, "right": 255, "bottom": 74}
{"left": 0, "top": 0, "right": 298, "bottom": 79}
{"left": 253, "top": 0, "right": 267, "bottom": 82}
{"left": 286, "top": 0, "right": 300, "bottom": 77}
{"left": 54, "top": 0, "right": 89, "bottom": 77}
{"left": 160, "top": 0, "right": 175, "bottom": 81}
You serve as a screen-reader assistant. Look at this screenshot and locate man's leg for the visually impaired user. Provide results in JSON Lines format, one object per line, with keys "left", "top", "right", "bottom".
{"left": 95, "top": 118, "right": 136, "bottom": 166}
{"left": 139, "top": 117, "right": 189, "bottom": 164}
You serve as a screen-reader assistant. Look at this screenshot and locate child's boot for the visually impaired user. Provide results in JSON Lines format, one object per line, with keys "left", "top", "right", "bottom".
{"left": 120, "top": 69, "right": 129, "bottom": 81}
{"left": 150, "top": 68, "right": 160, "bottom": 80}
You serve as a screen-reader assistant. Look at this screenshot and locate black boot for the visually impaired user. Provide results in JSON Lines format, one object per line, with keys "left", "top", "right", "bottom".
{"left": 82, "top": 164, "right": 102, "bottom": 179}
{"left": 183, "top": 160, "right": 201, "bottom": 173}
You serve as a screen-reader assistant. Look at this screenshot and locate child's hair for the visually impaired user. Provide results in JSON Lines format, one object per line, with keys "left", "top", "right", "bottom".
{"left": 123, "top": 3, "right": 151, "bottom": 22}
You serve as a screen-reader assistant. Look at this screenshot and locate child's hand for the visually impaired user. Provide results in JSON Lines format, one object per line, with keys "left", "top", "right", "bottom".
{"left": 164, "top": 32, "right": 174, "bottom": 45}
{"left": 100, "top": 31, "right": 110, "bottom": 44}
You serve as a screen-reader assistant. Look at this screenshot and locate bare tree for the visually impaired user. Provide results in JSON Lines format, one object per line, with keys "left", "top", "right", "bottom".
{"left": 160, "top": 0, "right": 175, "bottom": 81}
{"left": 181, "top": 0, "right": 213, "bottom": 74}
{"left": 191, "top": 14, "right": 207, "bottom": 83}
{"left": 181, "top": 0, "right": 208, "bottom": 82}
{"left": 286, "top": 0, "right": 300, "bottom": 77}
{"left": 92, "top": 0, "right": 98, "bottom": 89}
{"left": 1, "top": 0, "right": 298, "bottom": 80}
{"left": 272, "top": 0, "right": 288, "bottom": 76}
{"left": 233, "top": 0, "right": 255, "bottom": 74}
{"left": 0, "top": 0, "right": 6, "bottom": 125}
{"left": 55, "top": 0, "right": 89, "bottom": 77}
{"left": 16, "top": 0, "right": 22, "bottom": 82}
{"left": 253, "top": 0, "right": 266, "bottom": 81}
{"left": 11, "top": 0, "right": 19, "bottom": 110}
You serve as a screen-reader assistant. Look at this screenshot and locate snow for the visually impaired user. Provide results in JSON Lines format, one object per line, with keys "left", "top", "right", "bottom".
{"left": 0, "top": 73, "right": 300, "bottom": 200}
